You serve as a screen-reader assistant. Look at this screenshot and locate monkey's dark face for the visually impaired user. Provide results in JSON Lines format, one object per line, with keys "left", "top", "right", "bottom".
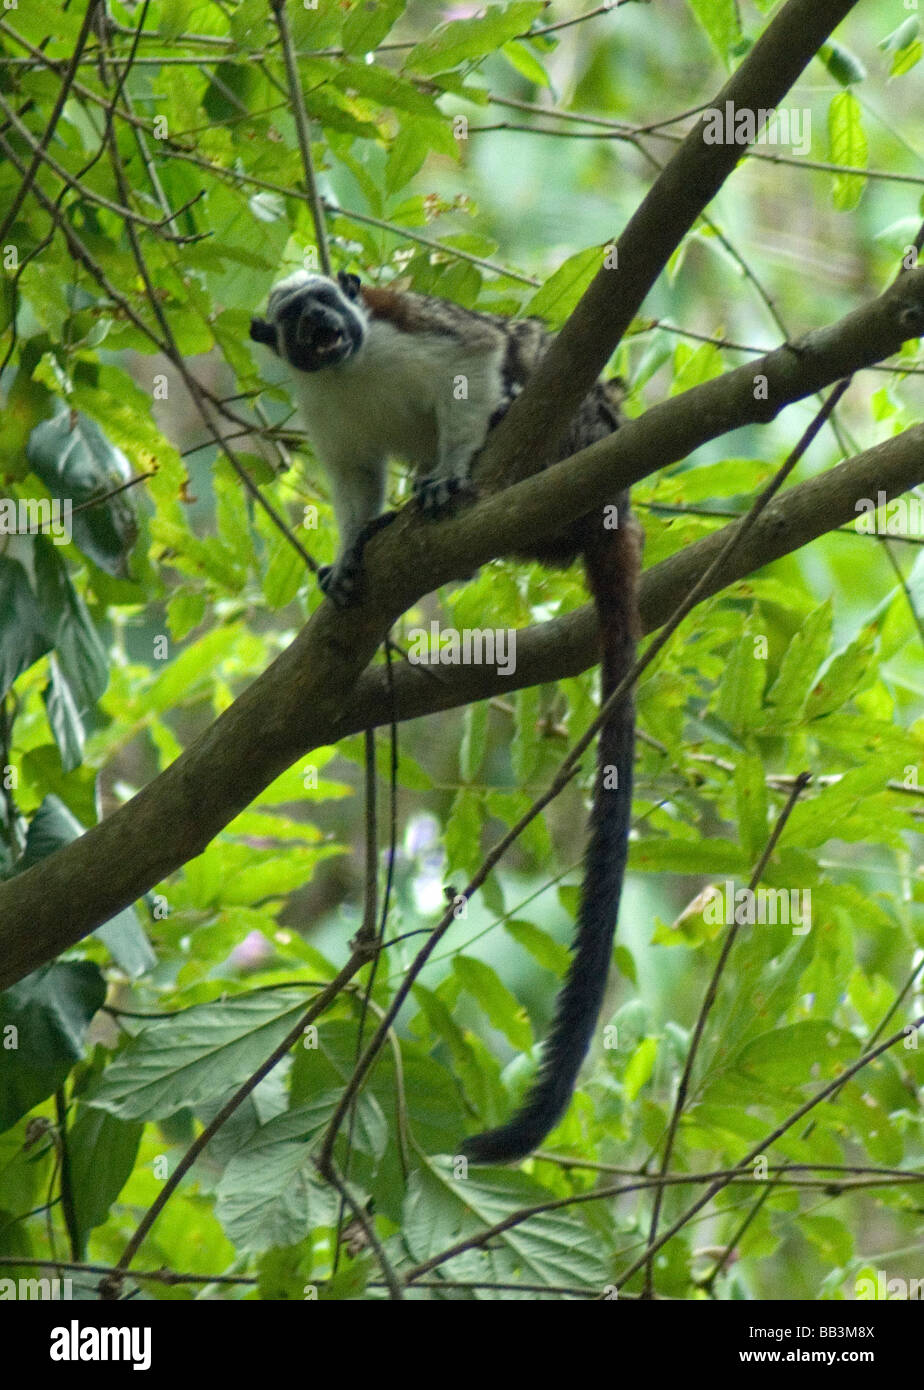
{"left": 250, "top": 271, "right": 367, "bottom": 373}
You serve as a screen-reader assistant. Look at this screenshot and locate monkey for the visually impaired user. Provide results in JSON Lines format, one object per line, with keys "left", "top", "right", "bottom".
{"left": 250, "top": 269, "right": 640, "bottom": 1163}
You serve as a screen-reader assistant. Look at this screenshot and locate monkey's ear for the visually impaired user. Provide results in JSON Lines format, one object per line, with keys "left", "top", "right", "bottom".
{"left": 250, "top": 317, "right": 277, "bottom": 348}
{"left": 337, "top": 271, "right": 362, "bottom": 300}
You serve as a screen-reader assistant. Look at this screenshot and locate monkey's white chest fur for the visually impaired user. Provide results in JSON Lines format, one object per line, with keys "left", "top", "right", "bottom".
{"left": 290, "top": 318, "right": 505, "bottom": 481}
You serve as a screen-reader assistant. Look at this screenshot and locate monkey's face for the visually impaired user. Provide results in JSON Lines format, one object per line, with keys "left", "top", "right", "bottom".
{"left": 250, "top": 271, "right": 366, "bottom": 373}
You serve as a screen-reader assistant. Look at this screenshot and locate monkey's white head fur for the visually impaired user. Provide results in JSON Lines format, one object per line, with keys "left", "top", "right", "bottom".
{"left": 250, "top": 270, "right": 368, "bottom": 373}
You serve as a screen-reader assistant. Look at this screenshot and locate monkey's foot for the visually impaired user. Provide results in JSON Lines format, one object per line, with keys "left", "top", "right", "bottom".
{"left": 318, "top": 512, "right": 398, "bottom": 608}
{"left": 317, "top": 557, "right": 360, "bottom": 608}
{"left": 414, "top": 474, "right": 474, "bottom": 516}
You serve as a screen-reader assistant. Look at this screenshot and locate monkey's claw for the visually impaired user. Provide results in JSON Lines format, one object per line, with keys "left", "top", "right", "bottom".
{"left": 414, "top": 474, "right": 473, "bottom": 515}
{"left": 318, "top": 555, "right": 361, "bottom": 608}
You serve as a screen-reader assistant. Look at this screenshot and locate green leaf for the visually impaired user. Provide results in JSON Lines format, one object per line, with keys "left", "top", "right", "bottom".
{"left": 890, "top": 38, "right": 922, "bottom": 78}
{"left": 802, "top": 1213, "right": 854, "bottom": 1266}
{"left": 342, "top": 0, "right": 406, "bottom": 54}
{"left": 657, "top": 458, "right": 768, "bottom": 505}
{"left": 732, "top": 1022, "right": 857, "bottom": 1086}
{"left": 0, "top": 963, "right": 105, "bottom": 1132}
{"left": 735, "top": 749, "right": 768, "bottom": 863}
{"left": 67, "top": 1105, "right": 144, "bottom": 1256}
{"left": 505, "top": 918, "right": 570, "bottom": 975}
{"left": 500, "top": 39, "right": 551, "bottom": 87}
{"left": 445, "top": 788, "right": 484, "bottom": 876}
{"left": 623, "top": 1036, "right": 657, "bottom": 1101}
{"left": 166, "top": 589, "right": 207, "bottom": 642}
{"left": 818, "top": 39, "right": 867, "bottom": 85}
{"left": 686, "top": 0, "right": 743, "bottom": 64}
{"left": 385, "top": 123, "right": 430, "bottom": 195}
{"left": 26, "top": 411, "right": 137, "bottom": 577}
{"left": 84, "top": 989, "right": 311, "bottom": 1121}
{"left": 332, "top": 60, "right": 444, "bottom": 119}
{"left": 524, "top": 246, "right": 601, "bottom": 330}
{"left": 784, "top": 758, "right": 909, "bottom": 849}
{"left": 215, "top": 1099, "right": 344, "bottom": 1251}
{"left": 511, "top": 685, "right": 541, "bottom": 782}
{"left": 42, "top": 656, "right": 84, "bottom": 772}
{"left": 460, "top": 702, "right": 488, "bottom": 783}
{"left": 33, "top": 538, "right": 108, "bottom": 709}
{"left": 404, "top": 3, "right": 545, "bottom": 77}
{"left": 827, "top": 91, "right": 868, "bottom": 211}
{"left": 144, "top": 625, "right": 246, "bottom": 714}
{"left": 632, "top": 838, "right": 748, "bottom": 875}
{"left": 19, "top": 745, "right": 98, "bottom": 828}
{"left": 766, "top": 600, "right": 833, "bottom": 721}
{"left": 261, "top": 531, "right": 307, "bottom": 611}
{"left": 803, "top": 623, "right": 878, "bottom": 720}
{"left": 453, "top": 955, "right": 532, "bottom": 1051}
{"left": 0, "top": 554, "right": 52, "bottom": 699}
{"left": 256, "top": 1240, "right": 315, "bottom": 1300}
{"left": 669, "top": 339, "right": 725, "bottom": 394}
{"left": 847, "top": 967, "right": 895, "bottom": 1033}
{"left": 714, "top": 616, "right": 767, "bottom": 733}
{"left": 404, "top": 1161, "right": 609, "bottom": 1295}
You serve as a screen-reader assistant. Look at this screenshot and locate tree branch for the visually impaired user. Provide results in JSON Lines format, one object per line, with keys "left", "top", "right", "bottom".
{"left": 1, "top": 408, "right": 923, "bottom": 989}
{"left": 478, "top": 0, "right": 862, "bottom": 488}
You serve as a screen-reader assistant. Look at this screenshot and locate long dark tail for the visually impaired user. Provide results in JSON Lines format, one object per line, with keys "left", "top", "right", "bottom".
{"left": 461, "top": 515, "right": 640, "bottom": 1164}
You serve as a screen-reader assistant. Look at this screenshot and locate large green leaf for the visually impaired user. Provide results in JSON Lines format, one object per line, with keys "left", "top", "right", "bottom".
{"left": 26, "top": 410, "right": 137, "bottom": 577}
{"left": 84, "top": 989, "right": 312, "bottom": 1120}
{"left": 404, "top": 2, "right": 545, "bottom": 77}
{"left": 453, "top": 955, "right": 533, "bottom": 1052}
{"left": 403, "top": 1161, "right": 609, "bottom": 1298}
{"left": 215, "top": 1098, "right": 358, "bottom": 1251}
{"left": 67, "top": 1104, "right": 144, "bottom": 1256}
{"left": 33, "top": 536, "right": 108, "bottom": 709}
{"left": 0, "top": 554, "right": 52, "bottom": 700}
{"left": 342, "top": 0, "right": 405, "bottom": 54}
{"left": 0, "top": 963, "right": 105, "bottom": 1132}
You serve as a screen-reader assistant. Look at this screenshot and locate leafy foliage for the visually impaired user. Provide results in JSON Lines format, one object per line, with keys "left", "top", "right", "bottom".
{"left": 0, "top": 0, "right": 922, "bottom": 1303}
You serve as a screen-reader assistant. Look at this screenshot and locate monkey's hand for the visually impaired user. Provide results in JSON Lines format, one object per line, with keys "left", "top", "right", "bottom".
{"left": 413, "top": 474, "right": 475, "bottom": 515}
{"left": 318, "top": 511, "right": 398, "bottom": 607}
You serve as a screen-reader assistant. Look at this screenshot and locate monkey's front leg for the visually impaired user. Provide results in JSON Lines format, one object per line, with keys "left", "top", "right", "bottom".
{"left": 413, "top": 389, "right": 486, "bottom": 515}
{"left": 319, "top": 462, "right": 390, "bottom": 607}
{"left": 318, "top": 511, "right": 397, "bottom": 606}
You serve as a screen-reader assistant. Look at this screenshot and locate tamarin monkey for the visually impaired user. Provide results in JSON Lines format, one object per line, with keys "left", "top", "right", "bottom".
{"left": 251, "top": 270, "right": 640, "bottom": 1163}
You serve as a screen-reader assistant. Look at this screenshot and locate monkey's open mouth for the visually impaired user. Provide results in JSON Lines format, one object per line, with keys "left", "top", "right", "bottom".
{"left": 314, "top": 328, "right": 348, "bottom": 357}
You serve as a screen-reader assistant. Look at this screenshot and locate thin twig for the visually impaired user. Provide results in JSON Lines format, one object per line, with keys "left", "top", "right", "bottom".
{"left": 0, "top": 0, "right": 100, "bottom": 243}
{"left": 270, "top": 0, "right": 331, "bottom": 277}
